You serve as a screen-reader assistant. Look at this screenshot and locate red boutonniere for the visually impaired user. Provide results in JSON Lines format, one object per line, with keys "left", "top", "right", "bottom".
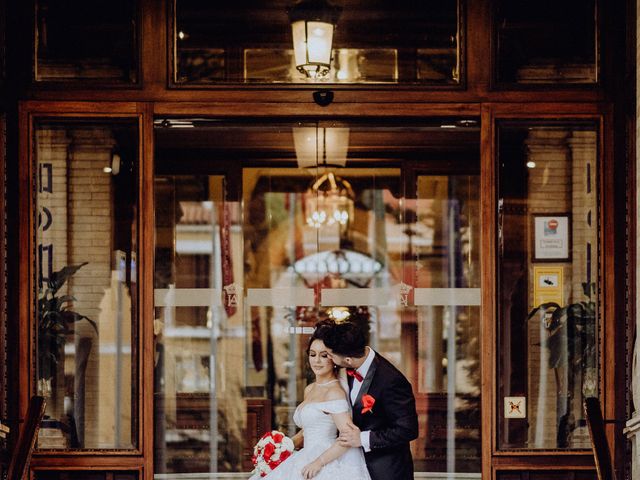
{"left": 361, "top": 394, "right": 375, "bottom": 414}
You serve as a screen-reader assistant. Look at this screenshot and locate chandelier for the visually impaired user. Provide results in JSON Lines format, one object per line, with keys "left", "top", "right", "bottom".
{"left": 305, "top": 172, "right": 354, "bottom": 229}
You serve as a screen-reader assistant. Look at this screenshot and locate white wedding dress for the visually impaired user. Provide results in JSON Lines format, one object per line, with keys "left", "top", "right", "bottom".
{"left": 249, "top": 398, "right": 371, "bottom": 480}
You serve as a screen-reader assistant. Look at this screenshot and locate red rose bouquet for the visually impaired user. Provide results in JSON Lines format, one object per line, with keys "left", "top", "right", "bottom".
{"left": 252, "top": 430, "right": 295, "bottom": 477}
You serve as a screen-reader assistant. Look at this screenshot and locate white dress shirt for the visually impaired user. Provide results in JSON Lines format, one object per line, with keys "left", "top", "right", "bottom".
{"left": 349, "top": 347, "right": 375, "bottom": 452}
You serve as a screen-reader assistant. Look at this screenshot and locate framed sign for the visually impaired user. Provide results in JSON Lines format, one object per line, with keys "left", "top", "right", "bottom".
{"left": 533, "top": 266, "right": 564, "bottom": 306}
{"left": 532, "top": 214, "right": 571, "bottom": 262}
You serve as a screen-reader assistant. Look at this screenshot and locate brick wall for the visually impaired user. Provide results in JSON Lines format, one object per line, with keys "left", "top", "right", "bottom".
{"left": 36, "top": 126, "right": 133, "bottom": 449}
{"left": 525, "top": 128, "right": 597, "bottom": 448}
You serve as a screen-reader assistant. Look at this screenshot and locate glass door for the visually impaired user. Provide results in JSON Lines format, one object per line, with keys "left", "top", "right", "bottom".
{"left": 152, "top": 119, "right": 481, "bottom": 478}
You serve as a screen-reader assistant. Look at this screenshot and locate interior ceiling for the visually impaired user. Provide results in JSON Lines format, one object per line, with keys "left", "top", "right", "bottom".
{"left": 154, "top": 122, "right": 481, "bottom": 160}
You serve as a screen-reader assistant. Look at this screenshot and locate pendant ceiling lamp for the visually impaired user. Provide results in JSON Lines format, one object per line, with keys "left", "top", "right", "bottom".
{"left": 305, "top": 171, "right": 354, "bottom": 229}
{"left": 289, "top": 0, "right": 341, "bottom": 79}
{"left": 292, "top": 127, "right": 349, "bottom": 168}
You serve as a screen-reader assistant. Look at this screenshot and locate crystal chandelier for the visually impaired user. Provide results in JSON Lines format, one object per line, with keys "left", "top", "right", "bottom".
{"left": 305, "top": 172, "right": 354, "bottom": 229}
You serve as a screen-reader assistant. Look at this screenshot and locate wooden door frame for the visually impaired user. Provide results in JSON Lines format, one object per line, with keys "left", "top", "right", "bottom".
{"left": 15, "top": 100, "right": 625, "bottom": 480}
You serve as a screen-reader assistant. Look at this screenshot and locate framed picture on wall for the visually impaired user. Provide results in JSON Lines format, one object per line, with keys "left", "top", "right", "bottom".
{"left": 532, "top": 213, "right": 571, "bottom": 262}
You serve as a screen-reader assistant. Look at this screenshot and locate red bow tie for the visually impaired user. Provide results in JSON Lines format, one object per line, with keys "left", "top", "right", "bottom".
{"left": 346, "top": 368, "right": 363, "bottom": 382}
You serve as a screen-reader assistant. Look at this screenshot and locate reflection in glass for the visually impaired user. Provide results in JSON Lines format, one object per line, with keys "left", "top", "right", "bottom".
{"left": 153, "top": 175, "right": 247, "bottom": 473}
{"left": 413, "top": 175, "right": 481, "bottom": 472}
{"left": 496, "top": 0, "right": 597, "bottom": 84}
{"left": 35, "top": 121, "right": 138, "bottom": 449}
{"left": 153, "top": 120, "right": 480, "bottom": 476}
{"left": 174, "top": 0, "right": 459, "bottom": 85}
{"left": 35, "top": 0, "right": 138, "bottom": 82}
{"left": 498, "top": 123, "right": 599, "bottom": 449}
{"left": 304, "top": 172, "right": 354, "bottom": 229}
{"left": 244, "top": 48, "right": 399, "bottom": 83}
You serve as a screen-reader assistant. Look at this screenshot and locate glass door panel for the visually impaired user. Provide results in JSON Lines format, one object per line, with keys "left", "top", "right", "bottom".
{"left": 412, "top": 173, "right": 481, "bottom": 472}
{"left": 153, "top": 119, "right": 480, "bottom": 477}
{"left": 34, "top": 120, "right": 139, "bottom": 450}
{"left": 496, "top": 122, "right": 599, "bottom": 450}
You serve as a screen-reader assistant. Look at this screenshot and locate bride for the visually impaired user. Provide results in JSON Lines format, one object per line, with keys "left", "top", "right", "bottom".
{"left": 249, "top": 329, "right": 371, "bottom": 480}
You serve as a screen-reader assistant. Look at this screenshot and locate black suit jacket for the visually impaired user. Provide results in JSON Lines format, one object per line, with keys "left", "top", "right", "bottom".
{"left": 350, "top": 352, "right": 419, "bottom": 480}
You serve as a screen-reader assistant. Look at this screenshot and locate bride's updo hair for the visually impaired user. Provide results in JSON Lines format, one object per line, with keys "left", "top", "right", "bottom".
{"left": 306, "top": 319, "right": 335, "bottom": 355}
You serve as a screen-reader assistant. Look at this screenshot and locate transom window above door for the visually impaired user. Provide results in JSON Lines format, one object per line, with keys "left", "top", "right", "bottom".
{"left": 172, "top": 0, "right": 461, "bottom": 85}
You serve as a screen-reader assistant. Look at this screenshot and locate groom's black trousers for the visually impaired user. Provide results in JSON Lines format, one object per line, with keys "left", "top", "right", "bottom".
{"left": 351, "top": 354, "right": 419, "bottom": 480}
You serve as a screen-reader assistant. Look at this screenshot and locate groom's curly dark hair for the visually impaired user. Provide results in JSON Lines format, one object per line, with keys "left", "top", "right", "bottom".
{"left": 321, "top": 319, "right": 367, "bottom": 358}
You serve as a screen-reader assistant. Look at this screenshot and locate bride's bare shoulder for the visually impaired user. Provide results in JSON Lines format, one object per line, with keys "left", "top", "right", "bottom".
{"left": 324, "top": 384, "right": 348, "bottom": 402}
{"left": 303, "top": 383, "right": 314, "bottom": 398}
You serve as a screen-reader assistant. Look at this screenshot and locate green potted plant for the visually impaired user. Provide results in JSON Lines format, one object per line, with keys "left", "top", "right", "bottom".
{"left": 37, "top": 262, "right": 97, "bottom": 394}
{"left": 527, "top": 282, "right": 596, "bottom": 447}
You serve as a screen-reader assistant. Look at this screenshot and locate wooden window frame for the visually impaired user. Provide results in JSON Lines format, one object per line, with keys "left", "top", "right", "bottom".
{"left": 490, "top": 0, "right": 603, "bottom": 90}
{"left": 483, "top": 104, "right": 625, "bottom": 479}
{"left": 16, "top": 0, "right": 614, "bottom": 105}
{"left": 17, "top": 103, "right": 153, "bottom": 475}
{"left": 166, "top": 0, "right": 469, "bottom": 90}
{"left": 29, "top": 1, "right": 143, "bottom": 88}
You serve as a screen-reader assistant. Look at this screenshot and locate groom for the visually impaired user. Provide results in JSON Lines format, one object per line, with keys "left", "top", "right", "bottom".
{"left": 321, "top": 319, "right": 419, "bottom": 480}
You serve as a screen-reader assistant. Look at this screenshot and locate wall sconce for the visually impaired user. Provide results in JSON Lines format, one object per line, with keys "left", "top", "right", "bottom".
{"left": 103, "top": 152, "right": 121, "bottom": 175}
{"left": 289, "top": 0, "right": 341, "bottom": 79}
{"left": 292, "top": 127, "right": 349, "bottom": 168}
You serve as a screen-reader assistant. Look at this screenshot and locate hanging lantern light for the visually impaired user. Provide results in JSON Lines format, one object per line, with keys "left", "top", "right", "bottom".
{"left": 292, "top": 127, "right": 350, "bottom": 167}
{"left": 289, "top": 0, "right": 341, "bottom": 79}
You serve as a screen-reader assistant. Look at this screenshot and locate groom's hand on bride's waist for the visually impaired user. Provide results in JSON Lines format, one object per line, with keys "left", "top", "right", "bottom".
{"left": 338, "top": 423, "right": 362, "bottom": 448}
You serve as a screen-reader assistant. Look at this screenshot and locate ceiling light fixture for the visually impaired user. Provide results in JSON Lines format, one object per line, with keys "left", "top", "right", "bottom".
{"left": 289, "top": 0, "right": 341, "bottom": 79}
{"left": 305, "top": 172, "right": 354, "bottom": 229}
{"left": 293, "top": 127, "right": 349, "bottom": 168}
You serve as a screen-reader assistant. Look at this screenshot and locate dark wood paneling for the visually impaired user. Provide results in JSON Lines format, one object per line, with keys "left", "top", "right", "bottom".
{"left": 242, "top": 398, "right": 272, "bottom": 471}
{"left": 140, "top": 102, "right": 154, "bottom": 480}
{"left": 8, "top": 0, "right": 633, "bottom": 477}
{"left": 0, "top": 113, "right": 6, "bottom": 477}
{"left": 496, "top": 471, "right": 597, "bottom": 480}
{"left": 480, "top": 103, "right": 495, "bottom": 480}
{"left": 34, "top": 471, "right": 139, "bottom": 480}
